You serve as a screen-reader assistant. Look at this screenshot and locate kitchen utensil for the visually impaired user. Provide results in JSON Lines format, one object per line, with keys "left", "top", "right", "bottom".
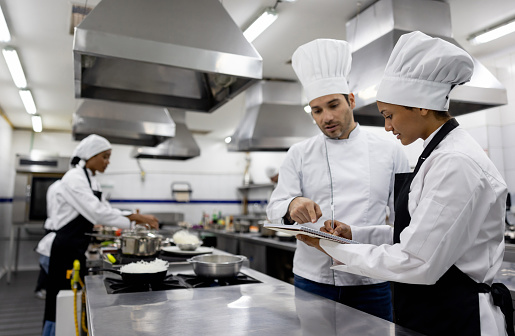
{"left": 161, "top": 246, "right": 214, "bottom": 255}
{"left": 120, "top": 227, "right": 163, "bottom": 256}
{"left": 188, "top": 254, "right": 247, "bottom": 278}
{"left": 177, "top": 242, "right": 202, "bottom": 251}
{"left": 95, "top": 268, "right": 167, "bottom": 285}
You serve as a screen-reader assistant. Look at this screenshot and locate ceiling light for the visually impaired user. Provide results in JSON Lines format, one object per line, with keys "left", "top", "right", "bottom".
{"left": 0, "top": 6, "right": 11, "bottom": 42}
{"left": 31, "top": 114, "right": 42, "bottom": 133}
{"left": 468, "top": 17, "right": 515, "bottom": 45}
{"left": 19, "top": 89, "right": 36, "bottom": 114}
{"left": 225, "top": 136, "right": 232, "bottom": 144}
{"left": 243, "top": 7, "right": 278, "bottom": 42}
{"left": 2, "top": 48, "right": 27, "bottom": 88}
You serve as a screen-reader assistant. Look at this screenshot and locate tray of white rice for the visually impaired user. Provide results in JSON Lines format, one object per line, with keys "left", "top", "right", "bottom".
{"left": 120, "top": 258, "right": 169, "bottom": 274}
{"left": 99, "top": 259, "right": 169, "bottom": 285}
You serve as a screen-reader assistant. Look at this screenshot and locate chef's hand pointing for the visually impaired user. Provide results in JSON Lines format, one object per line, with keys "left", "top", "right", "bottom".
{"left": 287, "top": 197, "right": 323, "bottom": 224}
{"left": 322, "top": 220, "right": 352, "bottom": 240}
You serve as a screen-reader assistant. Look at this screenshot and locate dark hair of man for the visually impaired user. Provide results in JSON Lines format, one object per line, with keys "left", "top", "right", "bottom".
{"left": 342, "top": 94, "right": 349, "bottom": 105}
{"left": 402, "top": 106, "right": 451, "bottom": 120}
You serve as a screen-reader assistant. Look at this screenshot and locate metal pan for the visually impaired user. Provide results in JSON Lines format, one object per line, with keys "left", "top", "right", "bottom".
{"left": 95, "top": 268, "right": 167, "bottom": 285}
{"left": 187, "top": 254, "right": 247, "bottom": 278}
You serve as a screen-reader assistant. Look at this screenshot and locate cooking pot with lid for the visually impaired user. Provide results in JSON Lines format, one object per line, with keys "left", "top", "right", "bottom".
{"left": 121, "top": 226, "right": 163, "bottom": 256}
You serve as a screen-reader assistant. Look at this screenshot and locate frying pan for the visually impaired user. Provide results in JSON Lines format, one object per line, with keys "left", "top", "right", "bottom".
{"left": 95, "top": 268, "right": 167, "bottom": 285}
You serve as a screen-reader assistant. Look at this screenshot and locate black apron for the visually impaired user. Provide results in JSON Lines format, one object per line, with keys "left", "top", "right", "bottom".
{"left": 392, "top": 118, "right": 514, "bottom": 336}
{"left": 44, "top": 167, "right": 101, "bottom": 322}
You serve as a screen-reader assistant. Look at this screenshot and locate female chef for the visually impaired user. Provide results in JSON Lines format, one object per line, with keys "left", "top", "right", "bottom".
{"left": 298, "top": 31, "right": 515, "bottom": 336}
{"left": 42, "top": 134, "right": 159, "bottom": 335}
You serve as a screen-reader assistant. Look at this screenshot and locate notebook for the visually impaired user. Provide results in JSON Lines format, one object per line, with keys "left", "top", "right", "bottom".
{"left": 264, "top": 223, "right": 360, "bottom": 244}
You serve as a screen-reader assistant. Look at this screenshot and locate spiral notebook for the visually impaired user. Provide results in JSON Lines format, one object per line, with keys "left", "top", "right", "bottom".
{"left": 264, "top": 224, "right": 361, "bottom": 244}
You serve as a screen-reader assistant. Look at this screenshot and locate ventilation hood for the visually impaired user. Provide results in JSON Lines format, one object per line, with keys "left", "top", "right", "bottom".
{"left": 131, "top": 109, "right": 200, "bottom": 160}
{"left": 73, "top": 0, "right": 262, "bottom": 112}
{"left": 347, "top": 0, "right": 508, "bottom": 126}
{"left": 72, "top": 99, "right": 175, "bottom": 146}
{"left": 227, "top": 80, "right": 320, "bottom": 152}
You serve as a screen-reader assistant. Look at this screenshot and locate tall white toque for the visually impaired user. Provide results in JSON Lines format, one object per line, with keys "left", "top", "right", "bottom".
{"left": 291, "top": 38, "right": 352, "bottom": 103}
{"left": 376, "top": 31, "right": 474, "bottom": 112}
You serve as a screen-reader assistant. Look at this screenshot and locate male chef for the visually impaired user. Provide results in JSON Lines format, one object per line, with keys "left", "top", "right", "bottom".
{"left": 266, "top": 38, "right": 409, "bottom": 321}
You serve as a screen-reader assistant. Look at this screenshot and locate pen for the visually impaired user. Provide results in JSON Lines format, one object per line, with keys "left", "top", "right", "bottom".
{"left": 331, "top": 204, "right": 334, "bottom": 230}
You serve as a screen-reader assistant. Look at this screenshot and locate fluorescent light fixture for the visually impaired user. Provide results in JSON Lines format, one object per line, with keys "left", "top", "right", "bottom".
{"left": 3, "top": 48, "right": 27, "bottom": 88}
{"left": 468, "top": 18, "right": 515, "bottom": 45}
{"left": 0, "top": 6, "right": 11, "bottom": 42}
{"left": 31, "top": 114, "right": 42, "bottom": 133}
{"left": 243, "top": 7, "right": 278, "bottom": 42}
{"left": 225, "top": 136, "right": 232, "bottom": 144}
{"left": 19, "top": 89, "right": 37, "bottom": 114}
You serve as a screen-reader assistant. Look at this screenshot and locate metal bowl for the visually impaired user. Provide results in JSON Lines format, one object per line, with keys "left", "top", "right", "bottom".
{"left": 176, "top": 242, "right": 202, "bottom": 251}
{"left": 188, "top": 254, "right": 247, "bottom": 278}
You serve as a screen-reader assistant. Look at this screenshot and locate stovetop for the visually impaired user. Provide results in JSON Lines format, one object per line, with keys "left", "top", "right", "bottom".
{"left": 103, "top": 272, "right": 262, "bottom": 294}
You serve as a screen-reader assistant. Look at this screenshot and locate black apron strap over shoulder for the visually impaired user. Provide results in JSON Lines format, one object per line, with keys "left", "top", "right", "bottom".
{"left": 82, "top": 166, "right": 102, "bottom": 200}
{"left": 412, "top": 118, "right": 459, "bottom": 176}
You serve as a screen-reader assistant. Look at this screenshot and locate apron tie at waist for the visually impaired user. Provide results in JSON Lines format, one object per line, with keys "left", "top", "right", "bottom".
{"left": 478, "top": 282, "right": 515, "bottom": 336}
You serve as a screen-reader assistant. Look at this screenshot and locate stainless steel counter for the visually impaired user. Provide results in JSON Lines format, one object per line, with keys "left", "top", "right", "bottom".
{"left": 205, "top": 230, "right": 297, "bottom": 252}
{"left": 85, "top": 259, "right": 422, "bottom": 336}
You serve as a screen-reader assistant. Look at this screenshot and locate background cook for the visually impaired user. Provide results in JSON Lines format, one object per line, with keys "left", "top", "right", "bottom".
{"left": 41, "top": 134, "right": 159, "bottom": 336}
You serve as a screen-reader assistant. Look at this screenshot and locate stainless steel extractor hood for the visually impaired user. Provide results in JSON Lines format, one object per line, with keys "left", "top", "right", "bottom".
{"left": 227, "top": 80, "right": 320, "bottom": 152}
{"left": 72, "top": 99, "right": 175, "bottom": 146}
{"left": 73, "top": 0, "right": 262, "bottom": 112}
{"left": 131, "top": 109, "right": 200, "bottom": 160}
{"left": 347, "top": 0, "right": 508, "bottom": 126}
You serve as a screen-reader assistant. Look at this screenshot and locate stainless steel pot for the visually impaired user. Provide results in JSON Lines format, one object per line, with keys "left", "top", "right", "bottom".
{"left": 121, "top": 229, "right": 163, "bottom": 256}
{"left": 188, "top": 254, "right": 247, "bottom": 278}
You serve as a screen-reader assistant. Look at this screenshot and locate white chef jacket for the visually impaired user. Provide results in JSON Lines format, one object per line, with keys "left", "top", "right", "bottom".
{"left": 321, "top": 126, "right": 508, "bottom": 335}
{"left": 267, "top": 124, "right": 410, "bottom": 286}
{"left": 36, "top": 166, "right": 131, "bottom": 257}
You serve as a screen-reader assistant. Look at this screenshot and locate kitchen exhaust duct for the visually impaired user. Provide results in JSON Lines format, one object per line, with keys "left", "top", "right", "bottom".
{"left": 131, "top": 109, "right": 200, "bottom": 160}
{"left": 347, "top": 0, "right": 508, "bottom": 126}
{"left": 73, "top": 0, "right": 262, "bottom": 112}
{"left": 72, "top": 99, "right": 175, "bottom": 146}
{"left": 227, "top": 80, "right": 319, "bottom": 152}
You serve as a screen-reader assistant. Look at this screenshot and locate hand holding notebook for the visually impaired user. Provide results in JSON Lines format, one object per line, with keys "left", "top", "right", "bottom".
{"left": 264, "top": 223, "right": 360, "bottom": 244}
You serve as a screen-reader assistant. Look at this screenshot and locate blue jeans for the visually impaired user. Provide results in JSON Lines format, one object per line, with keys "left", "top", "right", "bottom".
{"left": 294, "top": 274, "right": 393, "bottom": 322}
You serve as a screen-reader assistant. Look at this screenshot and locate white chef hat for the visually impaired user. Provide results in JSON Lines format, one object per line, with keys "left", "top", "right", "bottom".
{"left": 291, "top": 38, "right": 352, "bottom": 103}
{"left": 376, "top": 31, "right": 474, "bottom": 111}
{"left": 70, "top": 134, "right": 111, "bottom": 166}
{"left": 265, "top": 166, "right": 278, "bottom": 178}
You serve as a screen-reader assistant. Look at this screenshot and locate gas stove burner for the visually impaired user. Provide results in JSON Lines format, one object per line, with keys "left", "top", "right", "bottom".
{"left": 175, "top": 273, "right": 261, "bottom": 288}
{"left": 104, "top": 274, "right": 187, "bottom": 294}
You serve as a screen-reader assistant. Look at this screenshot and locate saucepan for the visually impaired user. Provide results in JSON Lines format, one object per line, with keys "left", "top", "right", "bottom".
{"left": 187, "top": 254, "right": 247, "bottom": 278}
{"left": 120, "top": 226, "right": 163, "bottom": 256}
